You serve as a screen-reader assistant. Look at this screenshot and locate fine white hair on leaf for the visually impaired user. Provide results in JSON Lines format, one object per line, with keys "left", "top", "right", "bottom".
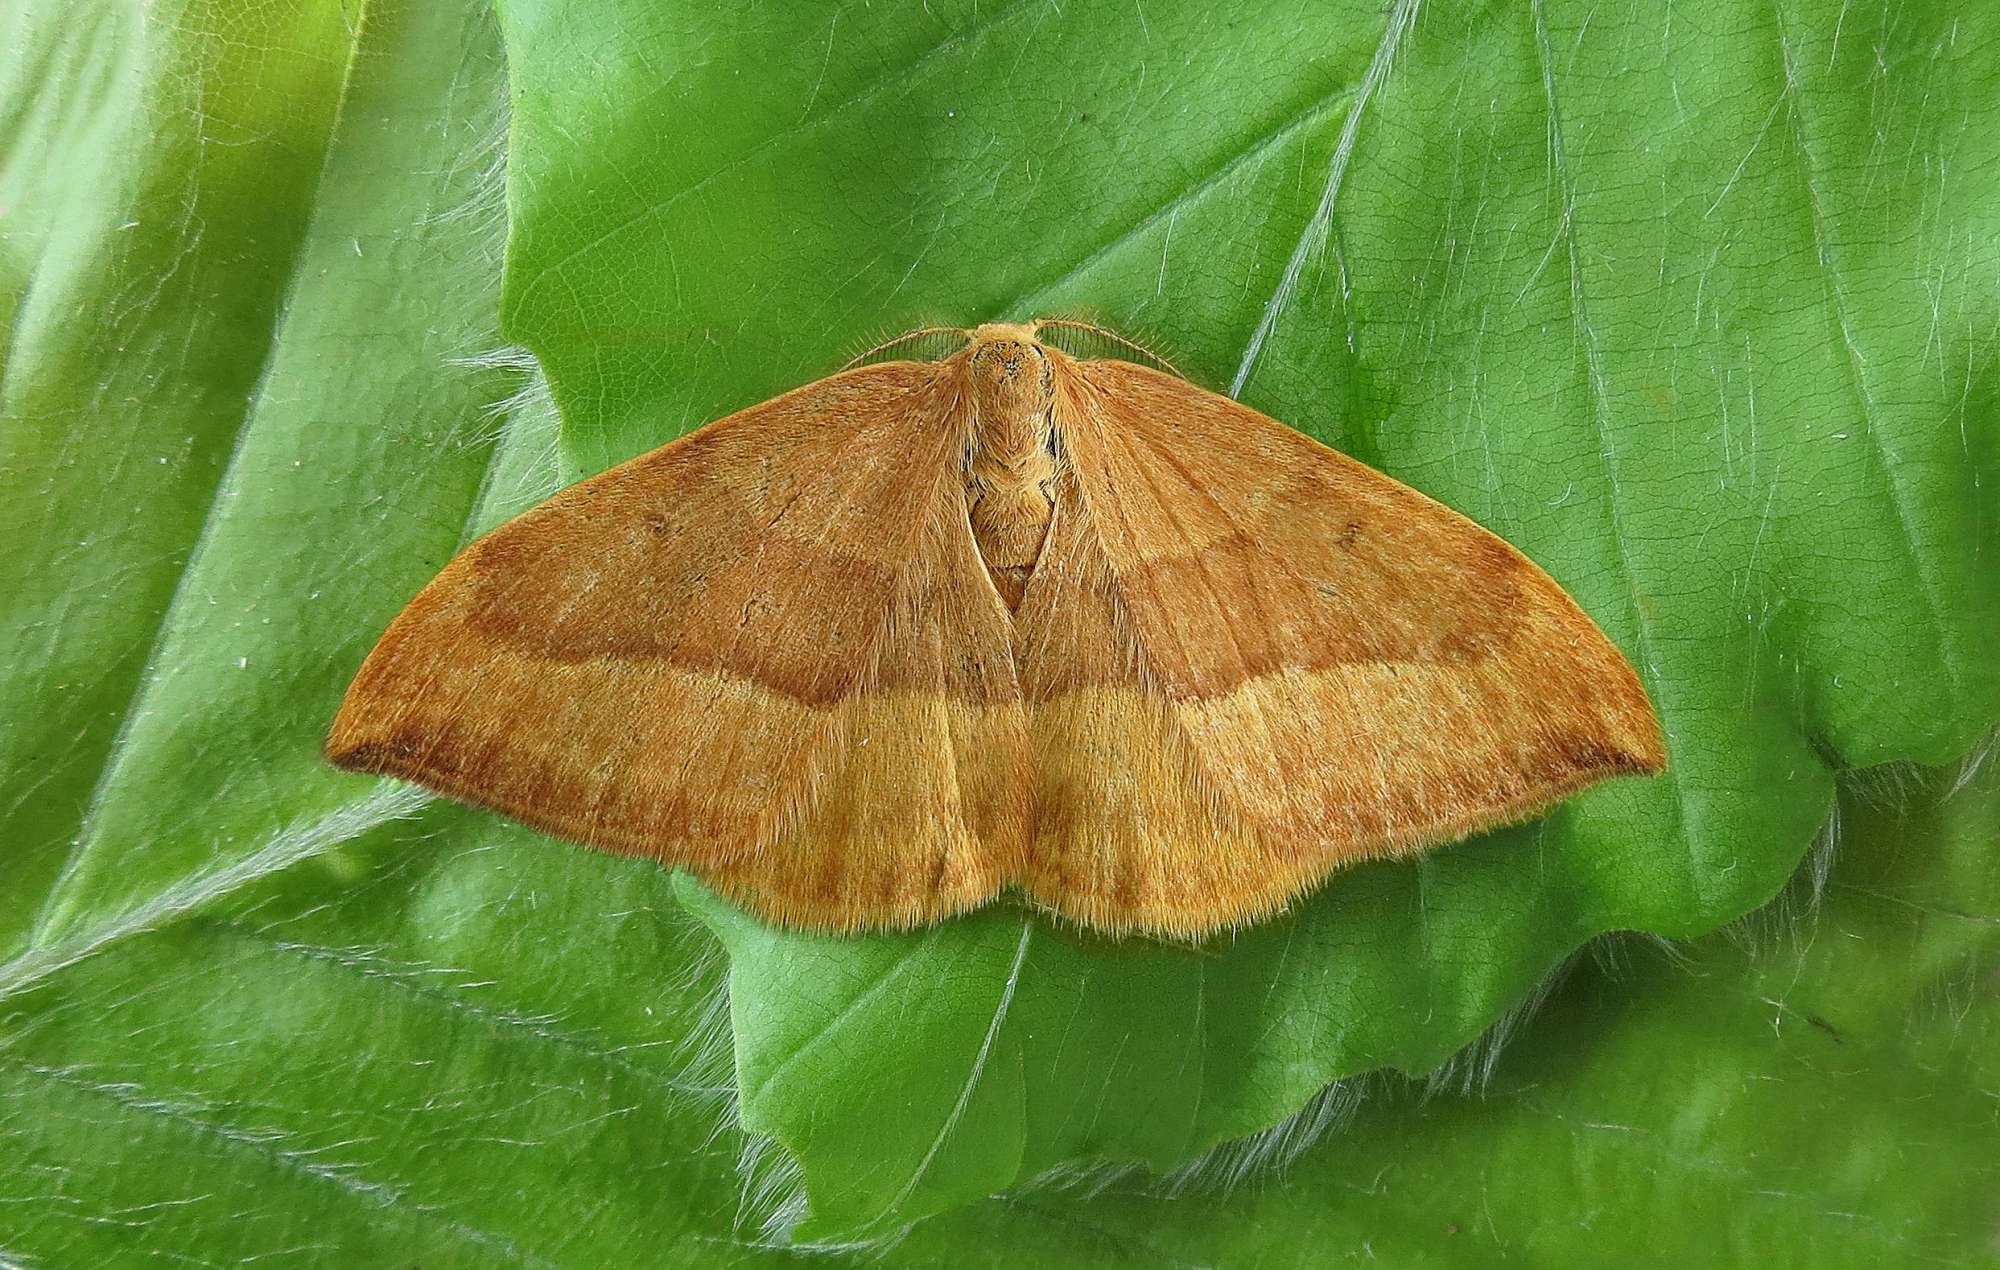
{"left": 1945, "top": 727, "right": 1997, "bottom": 799}
{"left": 434, "top": 344, "right": 568, "bottom": 538}
{"left": 677, "top": 928, "right": 913, "bottom": 1256}
{"left": 1007, "top": 934, "right": 1621, "bottom": 1209}
{"left": 1723, "top": 802, "right": 1843, "bottom": 957}
{"left": 730, "top": 1124, "right": 920, "bottom": 1257}
{"left": 1167, "top": 1075, "right": 1374, "bottom": 1195}
{"left": 666, "top": 931, "right": 815, "bottom": 1246}
{"left": 655, "top": 924, "right": 740, "bottom": 1109}
{"left": 1719, "top": 746, "right": 1992, "bottom": 959}
{"left": 455, "top": 346, "right": 566, "bottom": 496}
{"left": 1423, "top": 948, "right": 1582, "bottom": 1100}
{"left": 733, "top": 924, "right": 1036, "bottom": 1254}
{"left": 1589, "top": 928, "right": 1691, "bottom": 980}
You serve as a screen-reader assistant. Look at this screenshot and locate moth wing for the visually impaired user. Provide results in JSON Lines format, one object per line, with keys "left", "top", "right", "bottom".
{"left": 1018, "top": 356, "right": 1664, "bottom": 937}
{"left": 329, "top": 361, "right": 1030, "bottom": 930}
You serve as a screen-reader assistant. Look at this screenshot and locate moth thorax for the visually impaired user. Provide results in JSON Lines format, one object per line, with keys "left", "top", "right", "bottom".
{"left": 965, "top": 338, "right": 1057, "bottom": 611}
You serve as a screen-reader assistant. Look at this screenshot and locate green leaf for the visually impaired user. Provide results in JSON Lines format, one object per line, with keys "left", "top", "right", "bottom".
{"left": 0, "top": 1, "right": 772, "bottom": 1263}
{"left": 497, "top": 0, "right": 2000, "bottom": 1230}
{"left": 5, "top": 0, "right": 1998, "bottom": 1261}
{"left": 1, "top": 0, "right": 371, "bottom": 954}
{"left": 894, "top": 755, "right": 2000, "bottom": 1267}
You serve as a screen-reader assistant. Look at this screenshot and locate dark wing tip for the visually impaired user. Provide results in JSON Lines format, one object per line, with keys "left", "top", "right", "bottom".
{"left": 323, "top": 689, "right": 414, "bottom": 777}
{"left": 323, "top": 725, "right": 390, "bottom": 775}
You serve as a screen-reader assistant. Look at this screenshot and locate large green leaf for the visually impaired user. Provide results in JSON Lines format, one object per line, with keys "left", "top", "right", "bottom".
{"left": 496, "top": 0, "right": 2000, "bottom": 1230}
{"left": 895, "top": 755, "right": 2000, "bottom": 1267}
{"left": 0, "top": 1, "right": 755, "bottom": 1263}
{"left": 2, "top": 0, "right": 1996, "bottom": 1262}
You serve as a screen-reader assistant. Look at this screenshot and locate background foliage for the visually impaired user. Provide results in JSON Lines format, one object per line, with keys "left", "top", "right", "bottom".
{"left": 1, "top": 0, "right": 1995, "bottom": 1263}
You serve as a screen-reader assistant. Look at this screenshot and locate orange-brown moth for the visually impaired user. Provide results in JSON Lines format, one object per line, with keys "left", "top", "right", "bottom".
{"left": 328, "top": 320, "right": 1665, "bottom": 939}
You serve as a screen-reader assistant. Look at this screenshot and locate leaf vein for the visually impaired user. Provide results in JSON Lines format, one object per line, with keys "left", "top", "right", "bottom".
{"left": 1230, "top": 0, "right": 1420, "bottom": 396}
{"left": 998, "top": 80, "right": 1361, "bottom": 322}
{"left": 0, "top": 1052, "right": 563, "bottom": 1268}
{"left": 888, "top": 920, "right": 1032, "bottom": 1212}
{"left": 1768, "top": 2, "right": 1963, "bottom": 699}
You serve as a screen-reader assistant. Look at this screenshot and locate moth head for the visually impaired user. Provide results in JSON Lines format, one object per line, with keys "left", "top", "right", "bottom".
{"left": 966, "top": 323, "right": 1054, "bottom": 419}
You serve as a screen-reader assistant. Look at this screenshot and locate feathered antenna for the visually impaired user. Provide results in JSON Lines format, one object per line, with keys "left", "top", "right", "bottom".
{"left": 839, "top": 326, "right": 970, "bottom": 370}
{"left": 1031, "top": 318, "right": 1185, "bottom": 378}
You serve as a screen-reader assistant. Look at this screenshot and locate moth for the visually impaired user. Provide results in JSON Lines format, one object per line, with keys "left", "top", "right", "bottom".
{"left": 328, "top": 320, "right": 1665, "bottom": 939}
